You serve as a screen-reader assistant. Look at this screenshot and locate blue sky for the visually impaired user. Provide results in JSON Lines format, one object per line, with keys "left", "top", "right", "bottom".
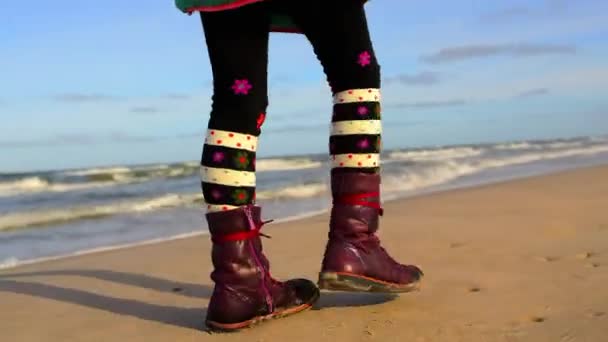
{"left": 1, "top": 0, "right": 607, "bottom": 172}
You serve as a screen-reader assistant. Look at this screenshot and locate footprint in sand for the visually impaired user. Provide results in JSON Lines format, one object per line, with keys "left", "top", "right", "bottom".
{"left": 535, "top": 256, "right": 559, "bottom": 262}
{"left": 575, "top": 252, "right": 594, "bottom": 260}
{"left": 560, "top": 332, "right": 576, "bottom": 342}
{"left": 570, "top": 252, "right": 601, "bottom": 268}
{"left": 529, "top": 316, "right": 546, "bottom": 323}
{"left": 503, "top": 326, "right": 526, "bottom": 339}
{"left": 468, "top": 286, "right": 482, "bottom": 293}
{"left": 586, "top": 311, "right": 605, "bottom": 318}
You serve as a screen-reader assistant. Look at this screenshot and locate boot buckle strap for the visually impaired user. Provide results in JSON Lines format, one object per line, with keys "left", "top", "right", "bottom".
{"left": 334, "top": 192, "right": 384, "bottom": 216}
{"left": 210, "top": 221, "right": 274, "bottom": 243}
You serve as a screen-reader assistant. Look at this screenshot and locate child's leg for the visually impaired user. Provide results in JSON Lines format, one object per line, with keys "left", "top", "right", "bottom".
{"left": 285, "top": 0, "right": 381, "bottom": 175}
{"left": 285, "top": 0, "right": 424, "bottom": 292}
{"left": 198, "top": 5, "right": 319, "bottom": 331}
{"left": 200, "top": 4, "right": 270, "bottom": 212}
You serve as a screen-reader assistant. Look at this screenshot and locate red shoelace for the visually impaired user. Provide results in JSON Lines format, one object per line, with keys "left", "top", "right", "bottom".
{"left": 333, "top": 191, "right": 384, "bottom": 216}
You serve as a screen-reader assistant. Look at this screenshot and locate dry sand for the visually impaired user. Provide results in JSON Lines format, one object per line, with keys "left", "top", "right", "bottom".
{"left": 1, "top": 166, "right": 608, "bottom": 341}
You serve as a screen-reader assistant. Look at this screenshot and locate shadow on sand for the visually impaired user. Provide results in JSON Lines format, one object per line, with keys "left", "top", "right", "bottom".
{"left": 0, "top": 269, "right": 212, "bottom": 298}
{"left": 0, "top": 269, "right": 397, "bottom": 330}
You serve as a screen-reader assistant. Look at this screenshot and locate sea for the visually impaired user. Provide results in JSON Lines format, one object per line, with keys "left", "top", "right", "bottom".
{"left": 2, "top": 135, "right": 608, "bottom": 269}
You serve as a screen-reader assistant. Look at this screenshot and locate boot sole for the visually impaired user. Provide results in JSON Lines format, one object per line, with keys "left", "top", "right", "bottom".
{"left": 205, "top": 289, "right": 320, "bottom": 332}
{"left": 318, "top": 272, "right": 421, "bottom": 293}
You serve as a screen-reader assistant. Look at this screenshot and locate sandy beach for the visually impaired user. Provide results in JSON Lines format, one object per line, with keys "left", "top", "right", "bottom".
{"left": 1, "top": 165, "right": 607, "bottom": 341}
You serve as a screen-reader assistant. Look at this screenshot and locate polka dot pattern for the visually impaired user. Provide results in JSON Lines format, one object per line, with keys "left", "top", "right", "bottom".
{"left": 332, "top": 153, "right": 380, "bottom": 168}
{"left": 206, "top": 204, "right": 240, "bottom": 213}
{"left": 205, "top": 129, "right": 258, "bottom": 152}
{"left": 331, "top": 120, "right": 382, "bottom": 136}
{"left": 200, "top": 166, "right": 256, "bottom": 187}
{"left": 333, "top": 88, "right": 380, "bottom": 104}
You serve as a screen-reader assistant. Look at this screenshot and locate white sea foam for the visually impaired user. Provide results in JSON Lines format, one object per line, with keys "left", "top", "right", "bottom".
{"left": 494, "top": 142, "right": 534, "bottom": 150}
{"left": 0, "top": 165, "right": 197, "bottom": 197}
{"left": 0, "top": 180, "right": 329, "bottom": 230}
{"left": 0, "top": 257, "right": 19, "bottom": 270}
{"left": 382, "top": 144, "right": 608, "bottom": 194}
{"left": 0, "top": 193, "right": 203, "bottom": 231}
{"left": 0, "top": 181, "right": 330, "bottom": 231}
{"left": 388, "top": 146, "right": 483, "bottom": 162}
{"left": 0, "top": 177, "right": 116, "bottom": 197}
{"left": 1, "top": 159, "right": 324, "bottom": 198}
{"left": 495, "top": 140, "right": 585, "bottom": 151}
{"left": 0, "top": 177, "right": 49, "bottom": 194}
{"left": 257, "top": 183, "right": 327, "bottom": 199}
{"left": 256, "top": 158, "right": 323, "bottom": 172}
{"left": 65, "top": 167, "right": 134, "bottom": 177}
{"left": 67, "top": 164, "right": 183, "bottom": 182}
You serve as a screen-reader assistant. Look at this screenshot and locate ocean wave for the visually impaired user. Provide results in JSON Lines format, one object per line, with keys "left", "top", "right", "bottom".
{"left": 0, "top": 181, "right": 331, "bottom": 231}
{"left": 0, "top": 193, "right": 202, "bottom": 232}
{"left": 68, "top": 158, "right": 322, "bottom": 181}
{"left": 382, "top": 161, "right": 473, "bottom": 193}
{"left": 494, "top": 142, "right": 534, "bottom": 150}
{"left": 1, "top": 158, "right": 324, "bottom": 198}
{"left": 389, "top": 138, "right": 593, "bottom": 161}
{"left": 68, "top": 163, "right": 198, "bottom": 182}
{"left": 257, "top": 183, "right": 327, "bottom": 199}
{"left": 544, "top": 141, "right": 585, "bottom": 149}
{"left": 590, "top": 135, "right": 608, "bottom": 143}
{"left": 0, "top": 164, "right": 200, "bottom": 197}
{"left": 65, "top": 166, "right": 134, "bottom": 177}
{"left": 0, "top": 257, "right": 19, "bottom": 270}
{"left": 0, "top": 177, "right": 116, "bottom": 198}
{"left": 495, "top": 140, "right": 585, "bottom": 151}
{"left": 3, "top": 142, "right": 607, "bottom": 231}
{"left": 388, "top": 146, "right": 483, "bottom": 162}
{"left": 0, "top": 176, "right": 50, "bottom": 194}
{"left": 382, "top": 144, "right": 608, "bottom": 194}
{"left": 256, "top": 158, "right": 323, "bottom": 172}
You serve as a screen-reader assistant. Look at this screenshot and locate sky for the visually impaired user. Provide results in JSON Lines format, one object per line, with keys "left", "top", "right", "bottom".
{"left": 1, "top": 0, "right": 607, "bottom": 173}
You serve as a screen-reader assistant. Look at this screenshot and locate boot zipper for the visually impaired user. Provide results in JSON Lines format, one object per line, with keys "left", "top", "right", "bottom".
{"left": 244, "top": 205, "right": 274, "bottom": 313}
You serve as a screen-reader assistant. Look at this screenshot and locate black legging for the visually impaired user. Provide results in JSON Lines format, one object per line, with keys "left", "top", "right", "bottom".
{"left": 200, "top": 0, "right": 381, "bottom": 210}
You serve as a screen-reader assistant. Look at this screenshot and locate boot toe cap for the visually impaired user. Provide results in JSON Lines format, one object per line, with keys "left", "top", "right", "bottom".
{"left": 400, "top": 264, "right": 424, "bottom": 283}
{"left": 284, "top": 279, "right": 320, "bottom": 306}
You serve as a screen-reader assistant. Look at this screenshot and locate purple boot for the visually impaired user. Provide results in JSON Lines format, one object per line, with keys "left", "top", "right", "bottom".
{"left": 319, "top": 172, "right": 424, "bottom": 293}
{"left": 205, "top": 205, "right": 319, "bottom": 331}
